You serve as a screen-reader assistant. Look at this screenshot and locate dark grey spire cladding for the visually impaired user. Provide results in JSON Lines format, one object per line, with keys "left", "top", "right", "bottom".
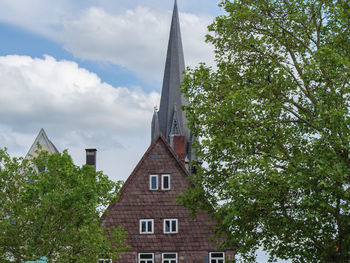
{"left": 157, "top": 0, "right": 192, "bottom": 160}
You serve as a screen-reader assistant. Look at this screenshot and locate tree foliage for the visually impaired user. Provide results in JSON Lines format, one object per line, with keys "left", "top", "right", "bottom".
{"left": 0, "top": 148, "right": 128, "bottom": 262}
{"left": 179, "top": 0, "right": 350, "bottom": 262}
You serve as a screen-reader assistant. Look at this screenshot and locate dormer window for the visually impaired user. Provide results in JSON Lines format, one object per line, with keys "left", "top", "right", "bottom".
{"left": 149, "top": 174, "right": 158, "bottom": 190}
{"left": 161, "top": 174, "right": 171, "bottom": 190}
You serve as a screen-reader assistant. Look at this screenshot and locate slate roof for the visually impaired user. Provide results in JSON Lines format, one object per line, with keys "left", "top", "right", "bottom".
{"left": 154, "top": 0, "right": 193, "bottom": 161}
{"left": 102, "top": 136, "right": 228, "bottom": 256}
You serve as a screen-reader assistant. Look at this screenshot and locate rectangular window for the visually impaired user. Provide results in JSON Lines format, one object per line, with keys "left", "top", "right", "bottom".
{"left": 139, "top": 219, "right": 154, "bottom": 234}
{"left": 209, "top": 252, "right": 225, "bottom": 263}
{"left": 98, "top": 259, "right": 112, "bottom": 263}
{"left": 162, "top": 253, "right": 177, "bottom": 263}
{"left": 161, "top": 174, "right": 171, "bottom": 190}
{"left": 149, "top": 174, "right": 158, "bottom": 190}
{"left": 164, "top": 219, "right": 178, "bottom": 233}
{"left": 139, "top": 253, "right": 154, "bottom": 263}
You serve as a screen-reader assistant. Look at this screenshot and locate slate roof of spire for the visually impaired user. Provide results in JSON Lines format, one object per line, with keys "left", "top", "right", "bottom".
{"left": 153, "top": 0, "right": 193, "bottom": 160}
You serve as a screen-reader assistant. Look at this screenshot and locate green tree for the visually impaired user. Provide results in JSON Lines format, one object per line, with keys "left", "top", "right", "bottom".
{"left": 0, "top": 148, "right": 128, "bottom": 262}
{"left": 179, "top": 0, "right": 350, "bottom": 262}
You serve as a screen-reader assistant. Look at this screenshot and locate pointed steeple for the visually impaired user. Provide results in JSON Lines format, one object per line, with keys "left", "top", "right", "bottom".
{"left": 155, "top": 0, "right": 193, "bottom": 160}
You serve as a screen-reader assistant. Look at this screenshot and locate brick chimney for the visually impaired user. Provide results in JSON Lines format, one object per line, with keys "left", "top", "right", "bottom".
{"left": 85, "top": 149, "right": 97, "bottom": 169}
{"left": 173, "top": 135, "right": 186, "bottom": 166}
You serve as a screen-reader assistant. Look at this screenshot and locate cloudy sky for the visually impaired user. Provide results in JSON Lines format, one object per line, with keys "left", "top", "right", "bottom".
{"left": 0, "top": 1, "right": 288, "bottom": 261}
{"left": 0, "top": 0, "right": 220, "bottom": 179}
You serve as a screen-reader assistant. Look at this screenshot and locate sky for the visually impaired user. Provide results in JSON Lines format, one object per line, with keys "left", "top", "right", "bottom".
{"left": 0, "top": 1, "right": 288, "bottom": 262}
{"left": 0, "top": 0, "right": 220, "bottom": 180}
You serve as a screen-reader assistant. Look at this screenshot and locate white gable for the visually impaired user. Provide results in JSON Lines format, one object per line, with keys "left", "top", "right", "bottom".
{"left": 25, "top": 128, "right": 58, "bottom": 159}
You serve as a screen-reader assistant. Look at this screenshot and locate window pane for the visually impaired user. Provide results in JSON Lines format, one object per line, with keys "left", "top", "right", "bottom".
{"left": 163, "top": 176, "right": 169, "bottom": 189}
{"left": 140, "top": 254, "right": 153, "bottom": 259}
{"left": 151, "top": 176, "right": 157, "bottom": 189}
{"left": 142, "top": 221, "right": 146, "bottom": 232}
{"left": 172, "top": 220, "right": 177, "bottom": 232}
{"left": 212, "top": 253, "right": 224, "bottom": 257}
{"left": 165, "top": 220, "right": 170, "bottom": 232}
{"left": 148, "top": 221, "right": 152, "bottom": 232}
{"left": 164, "top": 253, "right": 176, "bottom": 259}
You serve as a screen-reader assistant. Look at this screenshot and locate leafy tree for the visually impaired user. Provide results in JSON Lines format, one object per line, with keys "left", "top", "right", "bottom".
{"left": 0, "top": 148, "right": 128, "bottom": 262}
{"left": 179, "top": 0, "right": 350, "bottom": 262}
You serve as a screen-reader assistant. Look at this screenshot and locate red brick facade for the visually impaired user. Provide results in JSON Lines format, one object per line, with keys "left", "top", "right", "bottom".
{"left": 103, "top": 136, "right": 234, "bottom": 262}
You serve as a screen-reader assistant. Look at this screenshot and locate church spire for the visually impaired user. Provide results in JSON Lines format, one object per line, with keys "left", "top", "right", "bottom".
{"left": 153, "top": 0, "right": 193, "bottom": 160}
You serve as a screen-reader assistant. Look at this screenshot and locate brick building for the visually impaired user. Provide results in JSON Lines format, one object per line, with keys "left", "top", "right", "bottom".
{"left": 102, "top": 1, "right": 235, "bottom": 262}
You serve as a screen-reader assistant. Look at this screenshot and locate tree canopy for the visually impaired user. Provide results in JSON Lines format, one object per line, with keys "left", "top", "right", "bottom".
{"left": 0, "top": 148, "right": 128, "bottom": 263}
{"left": 179, "top": 0, "right": 350, "bottom": 262}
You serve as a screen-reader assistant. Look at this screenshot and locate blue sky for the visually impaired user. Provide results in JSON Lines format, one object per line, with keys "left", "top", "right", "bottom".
{"left": 0, "top": 1, "right": 289, "bottom": 262}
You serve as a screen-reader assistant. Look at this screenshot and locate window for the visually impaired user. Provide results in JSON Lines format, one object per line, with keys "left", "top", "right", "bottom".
{"left": 139, "top": 219, "right": 154, "bottom": 234}
{"left": 139, "top": 253, "right": 154, "bottom": 263}
{"left": 149, "top": 174, "right": 158, "bottom": 190}
{"left": 164, "top": 219, "right": 178, "bottom": 233}
{"left": 98, "top": 259, "right": 112, "bottom": 263}
{"left": 162, "top": 253, "right": 177, "bottom": 263}
{"left": 161, "top": 174, "right": 171, "bottom": 190}
{"left": 209, "top": 252, "right": 225, "bottom": 263}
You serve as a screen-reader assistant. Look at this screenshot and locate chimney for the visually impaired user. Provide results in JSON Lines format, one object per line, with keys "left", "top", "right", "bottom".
{"left": 173, "top": 135, "right": 186, "bottom": 166}
{"left": 85, "top": 149, "right": 97, "bottom": 169}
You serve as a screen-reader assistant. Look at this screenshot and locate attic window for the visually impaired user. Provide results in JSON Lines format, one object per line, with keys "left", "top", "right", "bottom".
{"left": 164, "top": 219, "right": 178, "bottom": 234}
{"left": 209, "top": 252, "right": 225, "bottom": 263}
{"left": 149, "top": 174, "right": 158, "bottom": 190}
{"left": 139, "top": 253, "right": 154, "bottom": 263}
{"left": 161, "top": 174, "right": 171, "bottom": 190}
{"left": 162, "top": 253, "right": 177, "bottom": 263}
{"left": 140, "top": 219, "right": 154, "bottom": 234}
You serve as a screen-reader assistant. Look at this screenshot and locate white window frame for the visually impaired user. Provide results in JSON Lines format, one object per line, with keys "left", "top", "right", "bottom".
{"left": 139, "top": 219, "right": 154, "bottom": 234}
{"left": 209, "top": 252, "right": 225, "bottom": 263}
{"left": 162, "top": 252, "right": 178, "bottom": 263}
{"left": 163, "top": 219, "right": 178, "bottom": 234}
{"left": 149, "top": 174, "right": 158, "bottom": 190}
{"left": 98, "top": 259, "right": 112, "bottom": 263}
{"left": 161, "top": 174, "right": 171, "bottom": 190}
{"left": 138, "top": 253, "right": 154, "bottom": 263}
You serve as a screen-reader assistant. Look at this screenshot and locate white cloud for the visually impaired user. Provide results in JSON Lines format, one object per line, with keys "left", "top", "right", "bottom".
{"left": 0, "top": 1, "right": 215, "bottom": 81}
{"left": 59, "top": 7, "right": 215, "bottom": 81}
{"left": 0, "top": 0, "right": 76, "bottom": 38}
{"left": 0, "top": 55, "right": 159, "bottom": 133}
{"left": 0, "top": 54, "right": 159, "bottom": 155}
